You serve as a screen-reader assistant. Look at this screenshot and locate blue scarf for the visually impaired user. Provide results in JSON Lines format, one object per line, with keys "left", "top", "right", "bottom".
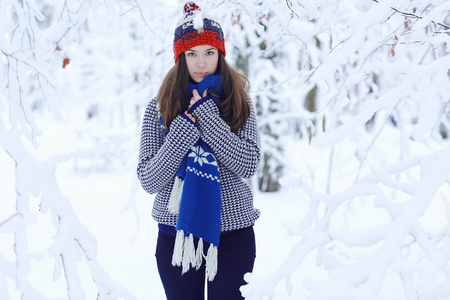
{"left": 159, "top": 74, "right": 223, "bottom": 281}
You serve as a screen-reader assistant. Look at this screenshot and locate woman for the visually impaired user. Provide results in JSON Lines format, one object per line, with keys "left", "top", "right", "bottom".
{"left": 137, "top": 2, "right": 261, "bottom": 299}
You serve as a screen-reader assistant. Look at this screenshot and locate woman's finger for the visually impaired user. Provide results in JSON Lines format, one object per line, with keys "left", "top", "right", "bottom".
{"left": 189, "top": 97, "right": 196, "bottom": 108}
{"left": 192, "top": 89, "right": 201, "bottom": 100}
{"left": 184, "top": 111, "right": 196, "bottom": 123}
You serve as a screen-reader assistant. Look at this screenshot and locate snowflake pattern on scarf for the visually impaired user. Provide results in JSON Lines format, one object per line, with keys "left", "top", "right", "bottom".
{"left": 188, "top": 145, "right": 217, "bottom": 167}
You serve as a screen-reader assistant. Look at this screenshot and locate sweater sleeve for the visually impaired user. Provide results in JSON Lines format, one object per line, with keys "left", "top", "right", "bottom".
{"left": 137, "top": 98, "right": 200, "bottom": 194}
{"left": 189, "top": 96, "right": 261, "bottom": 179}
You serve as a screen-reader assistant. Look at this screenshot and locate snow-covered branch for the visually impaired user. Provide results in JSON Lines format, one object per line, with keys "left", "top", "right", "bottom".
{"left": 1, "top": 0, "right": 143, "bottom": 298}
{"left": 0, "top": 117, "right": 137, "bottom": 299}
{"left": 243, "top": 147, "right": 450, "bottom": 299}
{"left": 233, "top": 0, "right": 450, "bottom": 298}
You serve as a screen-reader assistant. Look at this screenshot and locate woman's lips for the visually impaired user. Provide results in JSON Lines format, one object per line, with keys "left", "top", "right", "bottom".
{"left": 195, "top": 72, "right": 207, "bottom": 77}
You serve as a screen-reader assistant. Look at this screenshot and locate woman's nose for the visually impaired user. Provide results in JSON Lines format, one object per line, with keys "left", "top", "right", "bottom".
{"left": 196, "top": 55, "right": 206, "bottom": 67}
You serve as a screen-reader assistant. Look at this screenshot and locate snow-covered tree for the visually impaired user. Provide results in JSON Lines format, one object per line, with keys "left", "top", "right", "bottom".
{"left": 0, "top": 0, "right": 167, "bottom": 298}
{"left": 239, "top": 0, "right": 450, "bottom": 299}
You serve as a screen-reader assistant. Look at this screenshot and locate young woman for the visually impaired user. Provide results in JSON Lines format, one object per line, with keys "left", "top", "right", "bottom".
{"left": 137, "top": 2, "right": 261, "bottom": 299}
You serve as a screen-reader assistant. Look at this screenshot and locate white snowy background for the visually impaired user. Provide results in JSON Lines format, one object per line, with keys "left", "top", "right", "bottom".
{"left": 1, "top": 0, "right": 450, "bottom": 299}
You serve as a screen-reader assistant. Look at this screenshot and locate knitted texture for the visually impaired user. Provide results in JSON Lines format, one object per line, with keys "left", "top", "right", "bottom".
{"left": 159, "top": 114, "right": 222, "bottom": 245}
{"left": 137, "top": 97, "right": 261, "bottom": 233}
{"left": 173, "top": 2, "right": 226, "bottom": 63}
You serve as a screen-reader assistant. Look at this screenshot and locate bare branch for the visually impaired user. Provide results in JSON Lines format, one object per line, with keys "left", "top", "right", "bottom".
{"left": 285, "top": 0, "right": 300, "bottom": 19}
{"left": 0, "top": 213, "right": 22, "bottom": 229}
{"left": 133, "top": 0, "right": 156, "bottom": 35}
{"left": 373, "top": 0, "right": 450, "bottom": 30}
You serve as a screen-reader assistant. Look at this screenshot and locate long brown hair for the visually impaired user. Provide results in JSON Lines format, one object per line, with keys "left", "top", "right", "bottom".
{"left": 157, "top": 52, "right": 250, "bottom": 132}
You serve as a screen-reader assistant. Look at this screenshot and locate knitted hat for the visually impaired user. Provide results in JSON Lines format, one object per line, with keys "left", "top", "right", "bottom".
{"left": 173, "top": 2, "right": 226, "bottom": 63}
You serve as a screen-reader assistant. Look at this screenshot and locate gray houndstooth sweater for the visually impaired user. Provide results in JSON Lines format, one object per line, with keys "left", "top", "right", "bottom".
{"left": 137, "top": 96, "right": 261, "bottom": 232}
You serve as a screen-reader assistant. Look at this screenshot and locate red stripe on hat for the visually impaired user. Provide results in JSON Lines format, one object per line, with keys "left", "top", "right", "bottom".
{"left": 174, "top": 30, "right": 226, "bottom": 63}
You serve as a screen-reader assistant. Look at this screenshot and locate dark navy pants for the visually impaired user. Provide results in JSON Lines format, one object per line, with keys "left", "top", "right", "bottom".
{"left": 155, "top": 226, "right": 256, "bottom": 300}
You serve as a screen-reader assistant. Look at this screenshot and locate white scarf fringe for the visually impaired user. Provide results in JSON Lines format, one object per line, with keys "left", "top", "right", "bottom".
{"left": 182, "top": 233, "right": 195, "bottom": 273}
{"left": 171, "top": 230, "right": 185, "bottom": 267}
{"left": 171, "top": 230, "right": 218, "bottom": 281}
{"left": 194, "top": 238, "right": 203, "bottom": 270}
{"left": 168, "top": 177, "right": 183, "bottom": 214}
{"left": 206, "top": 243, "right": 218, "bottom": 281}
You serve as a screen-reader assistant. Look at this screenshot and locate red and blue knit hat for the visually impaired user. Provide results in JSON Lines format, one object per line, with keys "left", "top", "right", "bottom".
{"left": 173, "top": 2, "right": 226, "bottom": 63}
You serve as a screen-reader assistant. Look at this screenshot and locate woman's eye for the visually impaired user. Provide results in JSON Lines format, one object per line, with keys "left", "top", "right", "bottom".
{"left": 206, "top": 51, "right": 215, "bottom": 56}
{"left": 187, "top": 52, "right": 196, "bottom": 57}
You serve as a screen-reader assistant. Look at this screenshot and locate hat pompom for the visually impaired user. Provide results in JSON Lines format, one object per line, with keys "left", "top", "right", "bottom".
{"left": 174, "top": 2, "right": 226, "bottom": 63}
{"left": 184, "top": 2, "right": 200, "bottom": 15}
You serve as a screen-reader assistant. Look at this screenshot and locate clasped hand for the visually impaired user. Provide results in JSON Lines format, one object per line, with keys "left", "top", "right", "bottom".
{"left": 185, "top": 89, "right": 207, "bottom": 123}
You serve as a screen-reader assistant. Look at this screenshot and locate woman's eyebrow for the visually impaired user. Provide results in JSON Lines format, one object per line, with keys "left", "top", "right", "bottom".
{"left": 187, "top": 48, "right": 217, "bottom": 52}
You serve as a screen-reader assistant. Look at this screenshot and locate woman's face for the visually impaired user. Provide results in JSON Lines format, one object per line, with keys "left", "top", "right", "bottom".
{"left": 185, "top": 45, "right": 219, "bottom": 83}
